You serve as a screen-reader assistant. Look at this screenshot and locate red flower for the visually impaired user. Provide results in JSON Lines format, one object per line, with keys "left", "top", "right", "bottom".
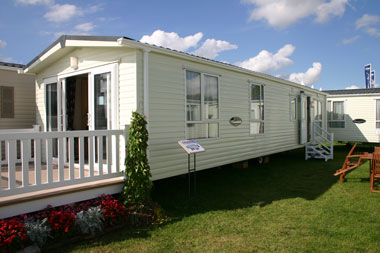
{"left": 47, "top": 211, "right": 76, "bottom": 237}
{"left": 100, "top": 199, "right": 127, "bottom": 227}
{"left": 0, "top": 218, "right": 28, "bottom": 251}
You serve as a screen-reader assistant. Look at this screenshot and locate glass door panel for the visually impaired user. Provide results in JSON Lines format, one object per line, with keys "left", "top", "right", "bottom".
{"left": 94, "top": 73, "right": 110, "bottom": 130}
{"left": 93, "top": 72, "right": 111, "bottom": 162}
{"left": 46, "top": 83, "right": 58, "bottom": 157}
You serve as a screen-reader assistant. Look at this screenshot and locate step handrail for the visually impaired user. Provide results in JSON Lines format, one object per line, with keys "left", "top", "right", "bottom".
{"left": 311, "top": 122, "right": 334, "bottom": 160}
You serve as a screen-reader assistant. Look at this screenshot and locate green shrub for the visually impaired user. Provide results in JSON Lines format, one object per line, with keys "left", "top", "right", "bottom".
{"left": 123, "top": 112, "right": 152, "bottom": 205}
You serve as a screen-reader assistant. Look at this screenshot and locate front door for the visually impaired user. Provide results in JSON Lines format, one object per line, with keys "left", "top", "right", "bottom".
{"left": 58, "top": 65, "right": 116, "bottom": 132}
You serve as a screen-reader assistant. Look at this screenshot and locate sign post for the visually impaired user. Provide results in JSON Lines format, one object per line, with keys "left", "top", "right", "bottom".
{"left": 178, "top": 140, "right": 205, "bottom": 199}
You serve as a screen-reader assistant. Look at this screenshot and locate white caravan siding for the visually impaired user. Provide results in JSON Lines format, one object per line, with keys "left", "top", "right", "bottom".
{"left": 31, "top": 44, "right": 326, "bottom": 180}
{"left": 327, "top": 95, "right": 380, "bottom": 143}
{"left": 0, "top": 69, "right": 35, "bottom": 129}
{"left": 146, "top": 52, "right": 326, "bottom": 180}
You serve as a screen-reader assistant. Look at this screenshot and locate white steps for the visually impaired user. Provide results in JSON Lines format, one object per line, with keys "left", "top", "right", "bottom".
{"left": 305, "top": 123, "right": 334, "bottom": 162}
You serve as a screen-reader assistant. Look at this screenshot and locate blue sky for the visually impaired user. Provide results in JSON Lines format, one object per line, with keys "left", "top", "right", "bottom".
{"left": 0, "top": 0, "right": 379, "bottom": 90}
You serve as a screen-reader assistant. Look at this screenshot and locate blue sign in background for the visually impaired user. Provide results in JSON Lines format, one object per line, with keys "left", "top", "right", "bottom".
{"left": 365, "top": 64, "right": 371, "bottom": 88}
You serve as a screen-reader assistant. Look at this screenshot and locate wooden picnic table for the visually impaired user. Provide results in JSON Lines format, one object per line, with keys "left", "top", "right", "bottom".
{"left": 334, "top": 151, "right": 374, "bottom": 183}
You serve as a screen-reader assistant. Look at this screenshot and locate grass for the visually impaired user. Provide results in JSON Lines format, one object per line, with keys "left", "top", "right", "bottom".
{"left": 59, "top": 144, "right": 380, "bottom": 252}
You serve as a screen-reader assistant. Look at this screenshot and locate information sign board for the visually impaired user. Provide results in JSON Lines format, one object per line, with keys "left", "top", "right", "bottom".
{"left": 178, "top": 140, "right": 205, "bottom": 154}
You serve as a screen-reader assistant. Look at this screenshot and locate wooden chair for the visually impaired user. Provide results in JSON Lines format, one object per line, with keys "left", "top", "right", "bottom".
{"left": 370, "top": 152, "right": 380, "bottom": 193}
{"left": 334, "top": 143, "right": 363, "bottom": 183}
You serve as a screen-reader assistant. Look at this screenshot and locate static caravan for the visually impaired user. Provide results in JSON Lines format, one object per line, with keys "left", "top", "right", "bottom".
{"left": 20, "top": 35, "right": 333, "bottom": 180}
{"left": 0, "top": 62, "right": 35, "bottom": 130}
{"left": 325, "top": 88, "right": 380, "bottom": 143}
{"left": 0, "top": 35, "right": 334, "bottom": 218}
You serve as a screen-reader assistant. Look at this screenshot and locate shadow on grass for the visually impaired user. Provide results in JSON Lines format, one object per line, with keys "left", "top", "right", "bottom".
{"left": 151, "top": 144, "right": 375, "bottom": 218}
{"left": 60, "top": 144, "right": 378, "bottom": 251}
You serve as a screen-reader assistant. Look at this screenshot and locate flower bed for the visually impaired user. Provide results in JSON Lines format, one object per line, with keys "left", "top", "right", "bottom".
{"left": 0, "top": 194, "right": 166, "bottom": 252}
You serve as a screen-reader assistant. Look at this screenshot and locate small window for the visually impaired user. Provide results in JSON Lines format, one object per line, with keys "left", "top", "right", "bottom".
{"left": 250, "top": 84, "right": 264, "bottom": 134}
{"left": 186, "top": 70, "right": 219, "bottom": 139}
{"left": 328, "top": 100, "right": 345, "bottom": 128}
{"left": 314, "top": 100, "right": 323, "bottom": 128}
{"left": 0, "top": 86, "right": 14, "bottom": 118}
{"left": 290, "top": 97, "right": 297, "bottom": 121}
{"left": 376, "top": 100, "right": 380, "bottom": 128}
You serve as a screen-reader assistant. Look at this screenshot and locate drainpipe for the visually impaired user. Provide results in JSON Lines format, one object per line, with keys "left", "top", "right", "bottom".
{"left": 143, "top": 48, "right": 150, "bottom": 160}
{"left": 143, "top": 48, "right": 150, "bottom": 120}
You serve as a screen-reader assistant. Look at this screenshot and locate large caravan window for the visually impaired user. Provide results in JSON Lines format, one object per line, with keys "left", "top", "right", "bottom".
{"left": 0, "top": 86, "right": 14, "bottom": 118}
{"left": 186, "top": 70, "right": 219, "bottom": 139}
{"left": 376, "top": 100, "right": 380, "bottom": 128}
{"left": 250, "top": 84, "right": 264, "bottom": 135}
{"left": 328, "top": 101, "right": 345, "bottom": 128}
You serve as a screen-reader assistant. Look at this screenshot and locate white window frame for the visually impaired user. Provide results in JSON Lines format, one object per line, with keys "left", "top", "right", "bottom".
{"left": 185, "top": 69, "right": 220, "bottom": 139}
{"left": 327, "top": 100, "right": 345, "bottom": 128}
{"left": 44, "top": 77, "right": 58, "bottom": 132}
{"left": 57, "top": 63, "right": 119, "bottom": 131}
{"left": 249, "top": 83, "right": 265, "bottom": 135}
{"left": 290, "top": 96, "right": 297, "bottom": 121}
{"left": 376, "top": 99, "right": 380, "bottom": 129}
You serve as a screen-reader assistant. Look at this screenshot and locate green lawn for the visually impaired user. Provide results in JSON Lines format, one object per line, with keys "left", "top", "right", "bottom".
{"left": 60, "top": 144, "right": 380, "bottom": 252}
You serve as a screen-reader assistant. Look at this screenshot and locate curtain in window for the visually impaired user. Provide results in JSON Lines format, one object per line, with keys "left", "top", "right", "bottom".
{"left": 333, "top": 101, "right": 344, "bottom": 120}
{"left": 186, "top": 71, "right": 201, "bottom": 121}
{"left": 204, "top": 75, "right": 218, "bottom": 120}
{"left": 376, "top": 100, "right": 380, "bottom": 128}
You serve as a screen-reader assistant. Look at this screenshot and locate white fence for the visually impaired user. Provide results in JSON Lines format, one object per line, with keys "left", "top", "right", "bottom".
{"left": 0, "top": 125, "right": 40, "bottom": 165}
{"left": 0, "top": 128, "right": 127, "bottom": 197}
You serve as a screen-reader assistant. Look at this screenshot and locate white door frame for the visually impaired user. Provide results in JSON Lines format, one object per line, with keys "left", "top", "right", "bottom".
{"left": 57, "top": 63, "right": 119, "bottom": 131}
{"left": 55, "top": 63, "right": 119, "bottom": 171}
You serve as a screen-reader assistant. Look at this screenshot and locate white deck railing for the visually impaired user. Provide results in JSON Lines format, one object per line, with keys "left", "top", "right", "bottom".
{"left": 0, "top": 125, "right": 40, "bottom": 165}
{"left": 0, "top": 128, "right": 127, "bottom": 197}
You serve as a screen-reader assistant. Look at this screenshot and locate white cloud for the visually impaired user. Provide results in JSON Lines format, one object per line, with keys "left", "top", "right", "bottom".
{"left": 75, "top": 22, "right": 95, "bottom": 32}
{"left": 44, "top": 4, "right": 83, "bottom": 23}
{"left": 0, "top": 40, "right": 7, "bottom": 49}
{"left": 314, "top": 0, "right": 348, "bottom": 23}
{"left": 244, "top": 0, "right": 348, "bottom": 29}
{"left": 342, "top": 35, "right": 359, "bottom": 44}
{"left": 15, "top": 0, "right": 53, "bottom": 5}
{"left": 140, "top": 30, "right": 203, "bottom": 51}
{"left": 288, "top": 62, "right": 322, "bottom": 85}
{"left": 345, "top": 85, "right": 360, "bottom": 89}
{"left": 355, "top": 14, "right": 380, "bottom": 29}
{"left": 192, "top": 39, "right": 237, "bottom": 59}
{"left": 235, "top": 44, "right": 295, "bottom": 73}
{"left": 366, "top": 27, "right": 380, "bottom": 37}
{"left": 354, "top": 14, "right": 380, "bottom": 38}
